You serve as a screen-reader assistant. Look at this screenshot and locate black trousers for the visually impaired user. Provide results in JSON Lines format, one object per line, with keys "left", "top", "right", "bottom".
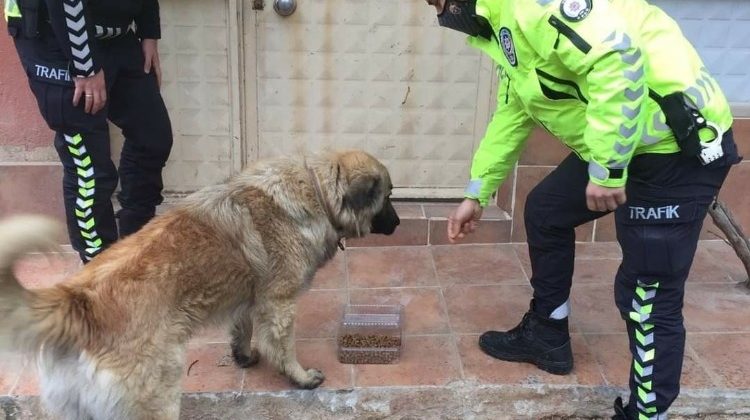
{"left": 524, "top": 131, "right": 739, "bottom": 418}
{"left": 13, "top": 32, "right": 173, "bottom": 262}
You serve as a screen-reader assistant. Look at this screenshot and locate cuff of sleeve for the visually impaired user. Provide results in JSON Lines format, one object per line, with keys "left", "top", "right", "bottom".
{"left": 588, "top": 160, "right": 628, "bottom": 188}
{"left": 71, "top": 61, "right": 101, "bottom": 78}
{"left": 464, "top": 179, "right": 490, "bottom": 207}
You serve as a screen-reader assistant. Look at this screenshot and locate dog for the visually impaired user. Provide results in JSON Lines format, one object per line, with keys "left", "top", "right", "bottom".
{"left": 0, "top": 149, "right": 400, "bottom": 420}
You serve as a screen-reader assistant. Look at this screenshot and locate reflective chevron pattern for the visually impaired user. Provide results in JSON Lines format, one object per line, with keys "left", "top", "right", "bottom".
{"left": 65, "top": 134, "right": 101, "bottom": 260}
{"left": 629, "top": 280, "right": 663, "bottom": 420}
{"left": 603, "top": 30, "right": 645, "bottom": 171}
{"left": 95, "top": 25, "right": 124, "bottom": 40}
{"left": 63, "top": 0, "right": 94, "bottom": 76}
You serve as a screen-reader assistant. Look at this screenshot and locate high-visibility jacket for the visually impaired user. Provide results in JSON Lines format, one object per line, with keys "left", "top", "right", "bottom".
{"left": 464, "top": 0, "right": 733, "bottom": 206}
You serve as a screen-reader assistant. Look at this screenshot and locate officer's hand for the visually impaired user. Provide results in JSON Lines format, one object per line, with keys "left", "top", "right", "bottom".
{"left": 73, "top": 71, "right": 107, "bottom": 115}
{"left": 142, "top": 39, "right": 162, "bottom": 88}
{"left": 447, "top": 199, "right": 483, "bottom": 243}
{"left": 586, "top": 182, "right": 627, "bottom": 212}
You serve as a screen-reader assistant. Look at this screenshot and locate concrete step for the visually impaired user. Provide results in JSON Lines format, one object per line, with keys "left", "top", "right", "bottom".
{"left": 3, "top": 384, "right": 749, "bottom": 419}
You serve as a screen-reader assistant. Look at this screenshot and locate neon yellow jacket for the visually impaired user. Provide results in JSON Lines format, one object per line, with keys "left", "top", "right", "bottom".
{"left": 464, "top": 0, "right": 733, "bottom": 206}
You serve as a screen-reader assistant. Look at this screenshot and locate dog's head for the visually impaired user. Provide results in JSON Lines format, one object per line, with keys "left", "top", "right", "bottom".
{"left": 329, "top": 150, "right": 400, "bottom": 237}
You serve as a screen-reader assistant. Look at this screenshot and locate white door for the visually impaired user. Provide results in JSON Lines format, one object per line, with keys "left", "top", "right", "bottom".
{"left": 243, "top": 0, "right": 497, "bottom": 198}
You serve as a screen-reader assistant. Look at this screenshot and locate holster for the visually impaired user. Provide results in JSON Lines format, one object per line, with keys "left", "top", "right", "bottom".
{"left": 650, "top": 90, "right": 704, "bottom": 157}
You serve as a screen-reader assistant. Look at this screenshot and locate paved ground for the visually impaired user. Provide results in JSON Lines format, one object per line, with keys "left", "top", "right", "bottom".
{"left": 2, "top": 240, "right": 749, "bottom": 419}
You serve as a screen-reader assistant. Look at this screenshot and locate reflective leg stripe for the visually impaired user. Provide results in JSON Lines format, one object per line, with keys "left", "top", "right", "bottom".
{"left": 630, "top": 280, "right": 665, "bottom": 420}
{"left": 65, "top": 134, "right": 101, "bottom": 260}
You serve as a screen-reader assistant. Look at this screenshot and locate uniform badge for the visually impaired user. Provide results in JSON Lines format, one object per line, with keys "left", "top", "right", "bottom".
{"left": 560, "top": 0, "right": 592, "bottom": 22}
{"left": 499, "top": 27, "right": 518, "bottom": 67}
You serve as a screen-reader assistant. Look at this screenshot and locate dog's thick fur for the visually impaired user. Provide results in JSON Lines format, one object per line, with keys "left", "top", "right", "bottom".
{"left": 0, "top": 150, "right": 399, "bottom": 420}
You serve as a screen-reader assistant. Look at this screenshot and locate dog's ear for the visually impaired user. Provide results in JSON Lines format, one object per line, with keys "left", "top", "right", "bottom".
{"left": 343, "top": 173, "right": 381, "bottom": 211}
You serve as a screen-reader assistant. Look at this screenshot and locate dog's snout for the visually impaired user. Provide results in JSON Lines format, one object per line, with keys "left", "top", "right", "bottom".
{"left": 370, "top": 199, "right": 400, "bottom": 235}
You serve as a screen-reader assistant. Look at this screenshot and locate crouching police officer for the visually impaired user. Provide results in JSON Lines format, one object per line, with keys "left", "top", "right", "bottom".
{"left": 4, "top": 0, "right": 173, "bottom": 262}
{"left": 426, "top": 0, "right": 741, "bottom": 418}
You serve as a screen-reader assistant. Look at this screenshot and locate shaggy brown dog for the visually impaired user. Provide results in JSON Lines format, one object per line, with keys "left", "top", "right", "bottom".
{"left": 0, "top": 150, "right": 399, "bottom": 420}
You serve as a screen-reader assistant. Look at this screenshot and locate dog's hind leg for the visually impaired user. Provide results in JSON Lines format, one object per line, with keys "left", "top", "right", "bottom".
{"left": 252, "top": 299, "right": 325, "bottom": 389}
{"left": 230, "top": 305, "right": 260, "bottom": 368}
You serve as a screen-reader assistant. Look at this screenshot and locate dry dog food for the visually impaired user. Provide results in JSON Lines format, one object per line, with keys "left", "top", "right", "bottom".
{"left": 337, "top": 304, "right": 403, "bottom": 365}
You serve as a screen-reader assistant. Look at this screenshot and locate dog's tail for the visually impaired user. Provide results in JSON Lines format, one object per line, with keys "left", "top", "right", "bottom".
{"left": 0, "top": 215, "right": 72, "bottom": 354}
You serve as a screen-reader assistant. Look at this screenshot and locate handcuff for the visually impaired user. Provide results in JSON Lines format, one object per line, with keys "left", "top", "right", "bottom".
{"left": 696, "top": 120, "right": 725, "bottom": 165}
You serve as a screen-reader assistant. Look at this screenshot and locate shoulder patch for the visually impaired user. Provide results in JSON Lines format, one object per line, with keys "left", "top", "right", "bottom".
{"left": 499, "top": 27, "right": 518, "bottom": 67}
{"left": 560, "top": 0, "right": 592, "bottom": 22}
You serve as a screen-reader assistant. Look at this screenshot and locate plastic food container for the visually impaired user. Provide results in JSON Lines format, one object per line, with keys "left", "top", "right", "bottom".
{"left": 337, "top": 304, "right": 403, "bottom": 364}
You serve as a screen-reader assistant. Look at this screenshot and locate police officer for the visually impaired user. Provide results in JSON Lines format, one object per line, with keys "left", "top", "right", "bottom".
{"left": 425, "top": 0, "right": 741, "bottom": 418}
{"left": 4, "top": 0, "right": 173, "bottom": 262}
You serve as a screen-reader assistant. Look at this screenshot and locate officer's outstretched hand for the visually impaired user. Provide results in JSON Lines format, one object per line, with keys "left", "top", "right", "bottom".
{"left": 447, "top": 198, "right": 483, "bottom": 243}
{"left": 73, "top": 71, "right": 106, "bottom": 115}
{"left": 142, "top": 39, "right": 162, "bottom": 88}
{"left": 586, "top": 182, "right": 627, "bottom": 212}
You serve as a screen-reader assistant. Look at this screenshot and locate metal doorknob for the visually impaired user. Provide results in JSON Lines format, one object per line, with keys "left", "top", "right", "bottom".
{"left": 273, "top": 0, "right": 296, "bottom": 16}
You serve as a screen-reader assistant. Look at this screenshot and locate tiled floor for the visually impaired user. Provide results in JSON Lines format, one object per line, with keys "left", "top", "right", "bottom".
{"left": 3, "top": 241, "right": 750, "bottom": 399}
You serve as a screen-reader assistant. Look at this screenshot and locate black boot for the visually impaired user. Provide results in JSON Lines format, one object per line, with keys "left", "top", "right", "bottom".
{"left": 612, "top": 397, "right": 632, "bottom": 419}
{"left": 478, "top": 302, "right": 573, "bottom": 375}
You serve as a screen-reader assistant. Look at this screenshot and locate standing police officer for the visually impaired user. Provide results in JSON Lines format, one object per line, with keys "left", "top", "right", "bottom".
{"left": 4, "top": 0, "right": 173, "bottom": 262}
{"left": 425, "top": 0, "right": 741, "bottom": 418}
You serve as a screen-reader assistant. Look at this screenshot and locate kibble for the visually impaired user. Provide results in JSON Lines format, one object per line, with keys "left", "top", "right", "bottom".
{"left": 338, "top": 348, "right": 399, "bottom": 364}
{"left": 338, "top": 333, "right": 401, "bottom": 349}
{"left": 337, "top": 333, "right": 401, "bottom": 364}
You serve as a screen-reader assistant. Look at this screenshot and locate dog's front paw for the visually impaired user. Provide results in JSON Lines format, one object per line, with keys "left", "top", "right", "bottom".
{"left": 294, "top": 368, "right": 325, "bottom": 389}
{"left": 231, "top": 345, "right": 260, "bottom": 369}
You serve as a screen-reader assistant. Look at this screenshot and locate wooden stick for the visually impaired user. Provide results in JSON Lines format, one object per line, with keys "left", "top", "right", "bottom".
{"left": 707, "top": 199, "right": 750, "bottom": 288}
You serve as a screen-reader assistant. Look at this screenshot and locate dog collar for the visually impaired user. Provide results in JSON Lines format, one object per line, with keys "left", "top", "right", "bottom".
{"left": 305, "top": 164, "right": 346, "bottom": 251}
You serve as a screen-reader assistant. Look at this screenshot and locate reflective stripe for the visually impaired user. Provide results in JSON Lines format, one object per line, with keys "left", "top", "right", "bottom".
{"left": 65, "top": 134, "right": 102, "bottom": 259}
{"left": 588, "top": 160, "right": 608, "bottom": 182}
{"left": 63, "top": 0, "right": 94, "bottom": 76}
{"left": 464, "top": 179, "right": 483, "bottom": 197}
{"left": 631, "top": 281, "right": 661, "bottom": 418}
{"left": 549, "top": 299, "right": 570, "bottom": 320}
{"left": 4, "top": 0, "right": 20, "bottom": 20}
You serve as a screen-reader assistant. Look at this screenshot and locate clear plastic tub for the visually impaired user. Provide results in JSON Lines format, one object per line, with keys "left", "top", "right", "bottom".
{"left": 337, "top": 304, "right": 403, "bottom": 364}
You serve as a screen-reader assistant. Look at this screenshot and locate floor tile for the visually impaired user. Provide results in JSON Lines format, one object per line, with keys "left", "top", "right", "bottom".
{"left": 429, "top": 218, "right": 512, "bottom": 245}
{"left": 9, "top": 361, "right": 40, "bottom": 396}
{"left": 689, "top": 333, "right": 750, "bottom": 389}
{"left": 353, "top": 335, "right": 461, "bottom": 387}
{"left": 443, "top": 284, "right": 533, "bottom": 334}
{"left": 191, "top": 326, "right": 230, "bottom": 344}
{"left": 182, "top": 343, "right": 243, "bottom": 393}
{"left": 392, "top": 204, "right": 424, "bottom": 219}
{"left": 457, "top": 334, "right": 604, "bottom": 386}
{"left": 14, "top": 252, "right": 81, "bottom": 289}
{"left": 349, "top": 287, "right": 450, "bottom": 335}
{"left": 586, "top": 333, "right": 717, "bottom": 389}
{"left": 423, "top": 203, "right": 507, "bottom": 219}
{"left": 575, "top": 242, "right": 623, "bottom": 260}
{"left": 687, "top": 245, "right": 737, "bottom": 284}
{"left": 310, "top": 253, "right": 347, "bottom": 290}
{"left": 242, "top": 339, "right": 353, "bottom": 392}
{"left": 695, "top": 241, "right": 748, "bottom": 283}
{"left": 432, "top": 244, "right": 527, "bottom": 286}
{"left": 684, "top": 283, "right": 750, "bottom": 332}
{"left": 346, "top": 219, "right": 428, "bottom": 247}
{"left": 0, "top": 354, "right": 24, "bottom": 395}
{"left": 294, "top": 289, "right": 348, "bottom": 339}
{"left": 573, "top": 259, "right": 621, "bottom": 284}
{"left": 570, "top": 284, "right": 626, "bottom": 334}
{"left": 347, "top": 247, "right": 436, "bottom": 288}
